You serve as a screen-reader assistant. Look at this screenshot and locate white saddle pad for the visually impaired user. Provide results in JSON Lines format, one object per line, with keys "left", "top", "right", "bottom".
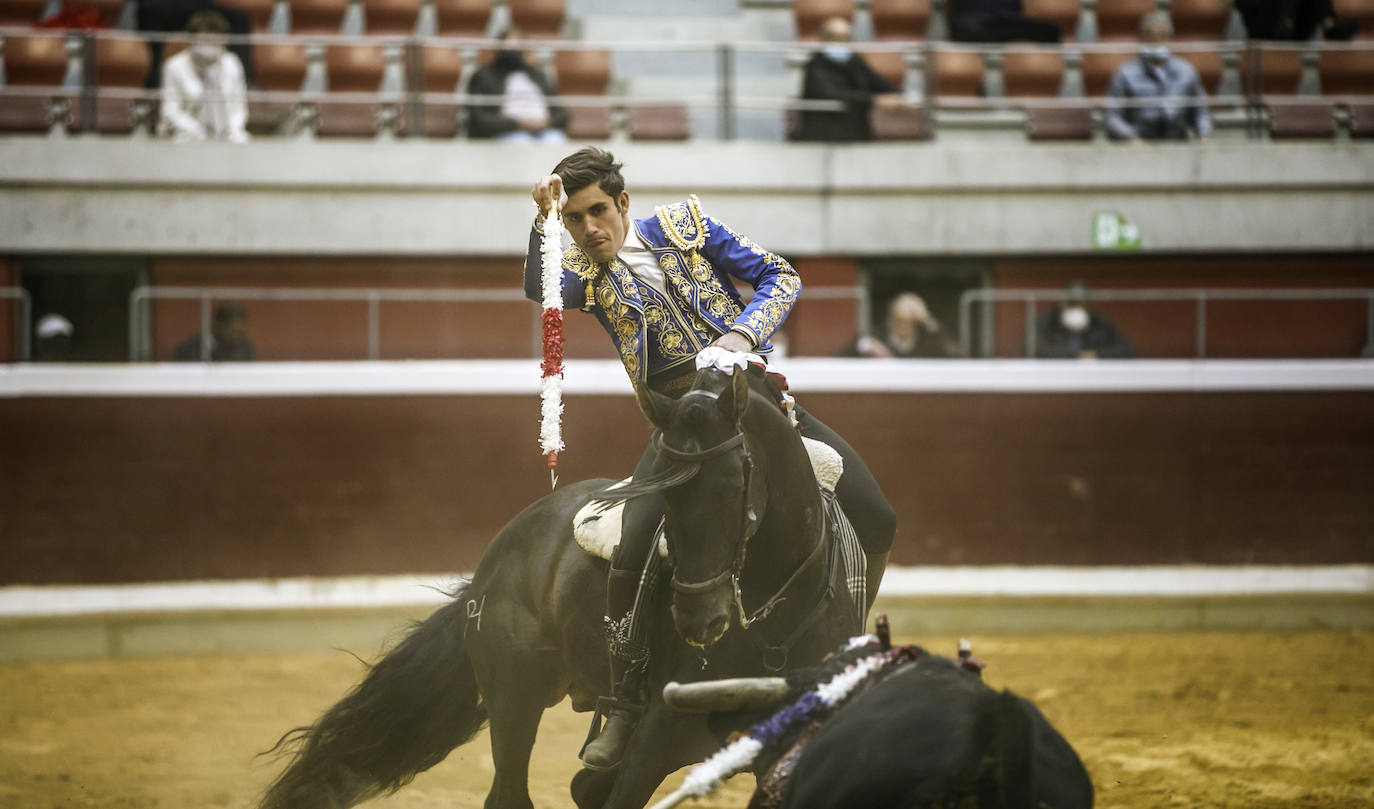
{"left": 573, "top": 437, "right": 844, "bottom": 561}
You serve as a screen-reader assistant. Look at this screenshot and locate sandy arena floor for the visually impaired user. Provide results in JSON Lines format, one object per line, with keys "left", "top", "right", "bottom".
{"left": 1, "top": 629, "right": 1371, "bottom": 809}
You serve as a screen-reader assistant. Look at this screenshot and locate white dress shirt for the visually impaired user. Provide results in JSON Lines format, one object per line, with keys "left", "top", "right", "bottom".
{"left": 159, "top": 48, "right": 249, "bottom": 143}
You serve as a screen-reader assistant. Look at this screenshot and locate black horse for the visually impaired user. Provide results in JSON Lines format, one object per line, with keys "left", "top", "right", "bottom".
{"left": 257, "top": 366, "right": 888, "bottom": 809}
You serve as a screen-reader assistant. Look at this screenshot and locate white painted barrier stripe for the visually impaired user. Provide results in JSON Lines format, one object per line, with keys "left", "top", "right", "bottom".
{"left": 3, "top": 359, "right": 1374, "bottom": 398}
{"left": 1, "top": 566, "right": 1368, "bottom": 617}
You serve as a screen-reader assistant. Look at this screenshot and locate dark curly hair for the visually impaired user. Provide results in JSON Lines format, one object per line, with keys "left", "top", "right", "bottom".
{"left": 552, "top": 147, "right": 625, "bottom": 201}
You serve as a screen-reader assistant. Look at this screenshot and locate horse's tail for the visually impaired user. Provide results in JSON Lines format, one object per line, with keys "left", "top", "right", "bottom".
{"left": 256, "top": 583, "right": 487, "bottom": 809}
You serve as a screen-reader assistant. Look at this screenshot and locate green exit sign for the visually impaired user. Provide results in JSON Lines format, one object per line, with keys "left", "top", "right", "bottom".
{"left": 1092, "top": 211, "right": 1142, "bottom": 251}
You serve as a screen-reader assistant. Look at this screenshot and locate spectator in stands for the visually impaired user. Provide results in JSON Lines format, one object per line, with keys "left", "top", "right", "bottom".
{"left": 1235, "top": 0, "right": 1358, "bottom": 41}
{"left": 157, "top": 11, "right": 250, "bottom": 143}
{"left": 796, "top": 15, "right": 911, "bottom": 142}
{"left": 840, "top": 292, "right": 959, "bottom": 358}
{"left": 1104, "top": 11, "right": 1212, "bottom": 143}
{"left": 33, "top": 314, "right": 75, "bottom": 362}
{"left": 138, "top": 0, "right": 255, "bottom": 89}
{"left": 466, "top": 26, "right": 568, "bottom": 144}
{"left": 948, "top": 0, "right": 1062, "bottom": 43}
{"left": 1031, "top": 281, "right": 1136, "bottom": 359}
{"left": 173, "top": 303, "right": 255, "bottom": 361}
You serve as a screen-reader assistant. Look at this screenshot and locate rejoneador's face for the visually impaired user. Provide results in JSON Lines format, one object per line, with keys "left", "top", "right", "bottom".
{"left": 561, "top": 185, "right": 630, "bottom": 263}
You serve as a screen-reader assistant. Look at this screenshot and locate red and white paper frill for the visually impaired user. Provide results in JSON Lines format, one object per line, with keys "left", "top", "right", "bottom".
{"left": 539, "top": 208, "right": 565, "bottom": 481}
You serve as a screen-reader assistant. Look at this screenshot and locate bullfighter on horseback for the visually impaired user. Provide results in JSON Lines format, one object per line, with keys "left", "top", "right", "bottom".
{"left": 525, "top": 147, "right": 895, "bottom": 771}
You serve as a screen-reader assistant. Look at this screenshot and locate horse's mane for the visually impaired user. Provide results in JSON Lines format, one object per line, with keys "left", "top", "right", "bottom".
{"left": 592, "top": 367, "right": 783, "bottom": 507}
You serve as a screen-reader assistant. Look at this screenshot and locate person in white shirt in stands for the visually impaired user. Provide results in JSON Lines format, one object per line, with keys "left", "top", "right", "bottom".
{"left": 158, "top": 10, "right": 249, "bottom": 143}
{"left": 465, "top": 26, "right": 568, "bottom": 144}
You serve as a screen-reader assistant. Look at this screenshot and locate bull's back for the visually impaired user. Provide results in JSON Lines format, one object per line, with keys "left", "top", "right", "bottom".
{"left": 782, "top": 658, "right": 1092, "bottom": 809}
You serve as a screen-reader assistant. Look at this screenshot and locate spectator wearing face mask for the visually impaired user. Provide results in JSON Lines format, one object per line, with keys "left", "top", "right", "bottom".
{"left": 157, "top": 11, "right": 249, "bottom": 143}
{"left": 1031, "top": 282, "right": 1137, "bottom": 359}
{"left": 466, "top": 26, "right": 568, "bottom": 144}
{"left": 795, "top": 15, "right": 910, "bottom": 142}
{"left": 1104, "top": 11, "right": 1212, "bottom": 143}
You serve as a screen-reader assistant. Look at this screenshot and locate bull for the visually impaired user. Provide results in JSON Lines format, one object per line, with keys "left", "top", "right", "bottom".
{"left": 659, "top": 634, "right": 1094, "bottom": 809}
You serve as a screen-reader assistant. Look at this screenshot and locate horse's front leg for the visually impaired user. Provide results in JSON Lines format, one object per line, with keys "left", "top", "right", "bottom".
{"left": 582, "top": 701, "right": 720, "bottom": 809}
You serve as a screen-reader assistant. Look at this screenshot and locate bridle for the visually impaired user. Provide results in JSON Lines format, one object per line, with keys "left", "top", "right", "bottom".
{"left": 654, "top": 413, "right": 827, "bottom": 632}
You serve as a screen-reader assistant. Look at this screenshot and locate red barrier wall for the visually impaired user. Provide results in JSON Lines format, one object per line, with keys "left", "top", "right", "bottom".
{"left": 3, "top": 389, "right": 1370, "bottom": 585}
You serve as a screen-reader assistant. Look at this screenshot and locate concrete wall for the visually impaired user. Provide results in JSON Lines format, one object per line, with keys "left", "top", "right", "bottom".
{"left": 1, "top": 139, "right": 1370, "bottom": 256}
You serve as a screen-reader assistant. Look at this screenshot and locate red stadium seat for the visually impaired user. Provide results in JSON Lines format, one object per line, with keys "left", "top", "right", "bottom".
{"left": 553, "top": 48, "right": 611, "bottom": 95}
{"left": 869, "top": 104, "right": 931, "bottom": 140}
{"left": 1002, "top": 47, "right": 1064, "bottom": 97}
{"left": 1082, "top": 49, "right": 1134, "bottom": 96}
{"left": 1269, "top": 102, "right": 1337, "bottom": 138}
{"left": 317, "top": 43, "right": 388, "bottom": 138}
{"left": 863, "top": 50, "right": 907, "bottom": 87}
{"left": 1095, "top": 0, "right": 1156, "bottom": 40}
{"left": 1332, "top": 0, "right": 1374, "bottom": 38}
{"left": 223, "top": 0, "right": 278, "bottom": 32}
{"left": 1318, "top": 47, "right": 1374, "bottom": 96}
{"left": 1348, "top": 102, "right": 1374, "bottom": 136}
{"left": 417, "top": 43, "right": 462, "bottom": 137}
{"left": 246, "top": 40, "right": 307, "bottom": 132}
{"left": 509, "top": 0, "right": 564, "bottom": 39}
{"left": 934, "top": 48, "right": 984, "bottom": 97}
{"left": 289, "top": 0, "right": 348, "bottom": 34}
{"left": 565, "top": 105, "right": 614, "bottom": 139}
{"left": 869, "top": 0, "right": 930, "bottom": 41}
{"left": 91, "top": 35, "right": 152, "bottom": 134}
{"left": 1023, "top": 0, "right": 1081, "bottom": 41}
{"left": 363, "top": 0, "right": 422, "bottom": 35}
{"left": 0, "top": 33, "right": 72, "bottom": 133}
{"left": 0, "top": 0, "right": 50, "bottom": 26}
{"left": 1170, "top": 0, "right": 1232, "bottom": 40}
{"left": 794, "top": 0, "right": 856, "bottom": 41}
{"left": 1177, "top": 47, "right": 1224, "bottom": 94}
{"left": 433, "top": 0, "right": 491, "bottom": 36}
{"left": 627, "top": 104, "right": 689, "bottom": 140}
{"left": 1252, "top": 45, "right": 1304, "bottom": 95}
{"left": 1026, "top": 106, "right": 1094, "bottom": 139}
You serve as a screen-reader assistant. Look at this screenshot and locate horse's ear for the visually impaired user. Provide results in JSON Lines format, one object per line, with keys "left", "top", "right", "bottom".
{"left": 724, "top": 367, "right": 750, "bottom": 424}
{"left": 636, "top": 383, "right": 674, "bottom": 427}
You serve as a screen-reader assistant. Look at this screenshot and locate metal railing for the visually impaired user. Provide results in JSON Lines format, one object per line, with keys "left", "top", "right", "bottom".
{"left": 127, "top": 283, "right": 865, "bottom": 362}
{"left": 2, "top": 287, "right": 33, "bottom": 362}
{"left": 4, "top": 27, "right": 1370, "bottom": 140}
{"left": 958, "top": 287, "right": 1374, "bottom": 359}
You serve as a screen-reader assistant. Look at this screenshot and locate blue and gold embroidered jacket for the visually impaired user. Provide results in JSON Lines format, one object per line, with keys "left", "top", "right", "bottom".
{"left": 524, "top": 196, "right": 801, "bottom": 385}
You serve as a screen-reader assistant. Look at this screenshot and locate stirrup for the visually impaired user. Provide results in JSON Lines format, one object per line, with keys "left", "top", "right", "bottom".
{"left": 580, "top": 695, "right": 646, "bottom": 771}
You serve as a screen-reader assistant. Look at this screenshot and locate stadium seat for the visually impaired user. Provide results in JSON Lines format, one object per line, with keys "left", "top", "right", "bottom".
{"left": 863, "top": 50, "right": 908, "bottom": 87}
{"left": 433, "top": 0, "right": 491, "bottom": 36}
{"left": 362, "top": 0, "right": 421, "bottom": 34}
{"left": 1026, "top": 106, "right": 1094, "bottom": 139}
{"left": 1002, "top": 47, "right": 1064, "bottom": 96}
{"left": 417, "top": 43, "right": 461, "bottom": 137}
{"left": 1023, "top": 0, "right": 1081, "bottom": 41}
{"left": 226, "top": 0, "right": 279, "bottom": 32}
{"left": 289, "top": 0, "right": 349, "bottom": 34}
{"left": 1331, "top": 0, "right": 1374, "bottom": 37}
{"left": 1177, "top": 47, "right": 1224, "bottom": 94}
{"left": 91, "top": 35, "right": 152, "bottom": 134}
{"left": 627, "top": 104, "right": 689, "bottom": 140}
{"left": 1094, "top": 0, "right": 1156, "bottom": 40}
{"left": 0, "top": 33, "right": 72, "bottom": 133}
{"left": 1253, "top": 45, "right": 1304, "bottom": 95}
{"left": 794, "top": 0, "right": 857, "bottom": 41}
{"left": 1268, "top": 102, "right": 1337, "bottom": 138}
{"left": 1082, "top": 49, "right": 1134, "bottom": 96}
{"left": 553, "top": 48, "right": 613, "bottom": 139}
{"left": 246, "top": 40, "right": 308, "bottom": 132}
{"left": 869, "top": 104, "right": 931, "bottom": 139}
{"left": 553, "top": 48, "right": 611, "bottom": 95}
{"left": 869, "top": 0, "right": 931, "bottom": 41}
{"left": 1318, "top": 47, "right": 1374, "bottom": 96}
{"left": 1169, "top": 0, "right": 1233, "bottom": 40}
{"left": 317, "top": 42, "right": 389, "bottom": 136}
{"left": 1348, "top": 102, "right": 1374, "bottom": 136}
{"left": 509, "top": 0, "right": 564, "bottom": 38}
{"left": 0, "top": 0, "right": 50, "bottom": 26}
{"left": 933, "top": 48, "right": 983, "bottom": 96}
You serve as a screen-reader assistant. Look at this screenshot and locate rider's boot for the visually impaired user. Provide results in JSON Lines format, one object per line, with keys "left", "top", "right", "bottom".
{"left": 581, "top": 567, "right": 650, "bottom": 771}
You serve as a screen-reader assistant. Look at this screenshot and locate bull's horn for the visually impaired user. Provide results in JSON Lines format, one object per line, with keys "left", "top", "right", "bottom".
{"left": 662, "top": 677, "right": 790, "bottom": 713}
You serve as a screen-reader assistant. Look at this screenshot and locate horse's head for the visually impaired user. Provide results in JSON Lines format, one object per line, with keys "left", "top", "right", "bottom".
{"left": 636, "top": 368, "right": 766, "bottom": 648}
